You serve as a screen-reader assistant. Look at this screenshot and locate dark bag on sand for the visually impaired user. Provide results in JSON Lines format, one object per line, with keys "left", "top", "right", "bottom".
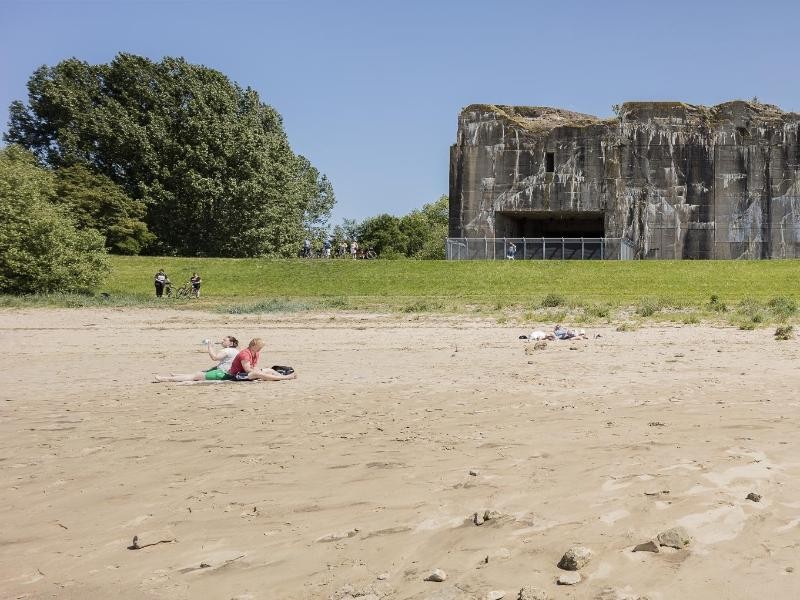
{"left": 271, "top": 365, "right": 294, "bottom": 376}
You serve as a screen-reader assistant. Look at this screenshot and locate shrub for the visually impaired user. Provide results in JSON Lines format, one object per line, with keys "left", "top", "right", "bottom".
{"left": 400, "top": 299, "right": 445, "bottom": 313}
{"left": 768, "top": 296, "right": 797, "bottom": 318}
{"left": 636, "top": 297, "right": 662, "bottom": 317}
{"left": 775, "top": 325, "right": 794, "bottom": 340}
{"left": 541, "top": 293, "right": 565, "bottom": 308}
{"left": 0, "top": 147, "right": 109, "bottom": 294}
{"left": 584, "top": 304, "right": 611, "bottom": 319}
{"left": 708, "top": 294, "right": 728, "bottom": 312}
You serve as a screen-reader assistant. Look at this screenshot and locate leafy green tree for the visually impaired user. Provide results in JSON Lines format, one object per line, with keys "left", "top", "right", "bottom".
{"left": 413, "top": 194, "right": 448, "bottom": 259}
{"left": 357, "top": 214, "right": 408, "bottom": 258}
{"left": 0, "top": 147, "right": 109, "bottom": 293}
{"left": 6, "top": 53, "right": 333, "bottom": 257}
{"left": 53, "top": 164, "right": 154, "bottom": 254}
{"left": 396, "top": 195, "right": 447, "bottom": 258}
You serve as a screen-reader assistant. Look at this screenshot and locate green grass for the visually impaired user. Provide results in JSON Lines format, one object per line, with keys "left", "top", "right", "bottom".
{"left": 3, "top": 257, "right": 800, "bottom": 325}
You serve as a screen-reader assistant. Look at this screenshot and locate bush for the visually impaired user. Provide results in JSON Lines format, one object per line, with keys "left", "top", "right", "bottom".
{"left": 775, "top": 325, "right": 794, "bottom": 340}
{"left": 541, "top": 293, "right": 566, "bottom": 308}
{"left": 584, "top": 304, "right": 611, "bottom": 319}
{"left": 708, "top": 294, "right": 728, "bottom": 312}
{"left": 0, "top": 147, "right": 109, "bottom": 294}
{"left": 768, "top": 296, "right": 797, "bottom": 319}
{"left": 636, "top": 297, "right": 662, "bottom": 317}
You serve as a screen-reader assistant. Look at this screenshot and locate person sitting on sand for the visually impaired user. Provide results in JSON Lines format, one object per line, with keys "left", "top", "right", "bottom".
{"left": 225, "top": 338, "right": 297, "bottom": 382}
{"left": 155, "top": 336, "right": 240, "bottom": 382}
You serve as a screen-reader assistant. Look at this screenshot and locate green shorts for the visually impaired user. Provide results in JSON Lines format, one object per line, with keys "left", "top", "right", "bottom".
{"left": 204, "top": 368, "right": 227, "bottom": 381}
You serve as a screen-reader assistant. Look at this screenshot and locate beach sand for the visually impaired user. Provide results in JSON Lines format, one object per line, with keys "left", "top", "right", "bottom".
{"left": 1, "top": 309, "right": 799, "bottom": 599}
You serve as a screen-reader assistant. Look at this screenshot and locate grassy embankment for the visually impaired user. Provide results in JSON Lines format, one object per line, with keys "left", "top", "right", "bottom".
{"left": 2, "top": 256, "right": 799, "bottom": 328}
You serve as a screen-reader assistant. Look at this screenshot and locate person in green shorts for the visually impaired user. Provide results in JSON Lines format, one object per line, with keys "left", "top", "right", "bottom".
{"left": 155, "top": 336, "right": 239, "bottom": 382}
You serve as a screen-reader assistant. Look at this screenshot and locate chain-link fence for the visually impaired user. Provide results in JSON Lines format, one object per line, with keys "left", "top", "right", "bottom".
{"left": 446, "top": 238, "right": 633, "bottom": 260}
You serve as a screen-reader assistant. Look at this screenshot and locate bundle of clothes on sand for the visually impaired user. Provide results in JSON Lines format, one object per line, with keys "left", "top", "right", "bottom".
{"left": 519, "top": 324, "right": 590, "bottom": 341}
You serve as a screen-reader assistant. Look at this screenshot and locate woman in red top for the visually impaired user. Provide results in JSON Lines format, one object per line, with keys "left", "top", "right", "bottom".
{"left": 226, "top": 338, "right": 297, "bottom": 381}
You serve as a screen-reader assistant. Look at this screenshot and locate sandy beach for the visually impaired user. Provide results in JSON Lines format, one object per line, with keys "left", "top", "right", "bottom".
{"left": 1, "top": 308, "right": 799, "bottom": 600}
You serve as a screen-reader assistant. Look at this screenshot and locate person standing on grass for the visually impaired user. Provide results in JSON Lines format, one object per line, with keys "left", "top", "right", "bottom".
{"left": 506, "top": 242, "right": 517, "bottom": 260}
{"left": 154, "top": 269, "right": 169, "bottom": 297}
{"left": 225, "top": 338, "right": 297, "bottom": 381}
{"left": 350, "top": 239, "right": 358, "bottom": 259}
{"left": 190, "top": 273, "right": 202, "bottom": 298}
{"left": 154, "top": 336, "right": 240, "bottom": 382}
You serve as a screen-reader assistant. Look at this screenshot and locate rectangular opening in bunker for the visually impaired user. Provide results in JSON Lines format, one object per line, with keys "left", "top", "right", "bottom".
{"left": 545, "top": 152, "right": 555, "bottom": 173}
{"left": 495, "top": 211, "right": 606, "bottom": 259}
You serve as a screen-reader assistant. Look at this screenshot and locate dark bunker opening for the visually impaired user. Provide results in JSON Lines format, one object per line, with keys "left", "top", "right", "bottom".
{"left": 494, "top": 211, "right": 606, "bottom": 259}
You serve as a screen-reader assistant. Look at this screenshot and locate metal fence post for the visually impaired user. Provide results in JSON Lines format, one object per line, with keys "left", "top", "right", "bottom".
{"left": 523, "top": 237, "right": 527, "bottom": 259}
{"left": 581, "top": 237, "right": 584, "bottom": 260}
{"left": 561, "top": 237, "right": 565, "bottom": 260}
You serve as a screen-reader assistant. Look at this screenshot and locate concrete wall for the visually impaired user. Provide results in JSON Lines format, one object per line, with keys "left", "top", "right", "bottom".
{"left": 449, "top": 101, "right": 800, "bottom": 258}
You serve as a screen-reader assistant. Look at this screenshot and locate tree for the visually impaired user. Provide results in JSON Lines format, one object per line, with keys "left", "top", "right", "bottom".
{"left": 6, "top": 54, "right": 333, "bottom": 257}
{"left": 358, "top": 214, "right": 407, "bottom": 257}
{"left": 53, "top": 164, "right": 154, "bottom": 254}
{"left": 0, "top": 147, "right": 109, "bottom": 293}
{"left": 399, "top": 195, "right": 447, "bottom": 259}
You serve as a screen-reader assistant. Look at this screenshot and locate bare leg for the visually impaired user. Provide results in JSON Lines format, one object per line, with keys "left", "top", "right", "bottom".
{"left": 247, "top": 369, "right": 297, "bottom": 382}
{"left": 155, "top": 372, "right": 204, "bottom": 382}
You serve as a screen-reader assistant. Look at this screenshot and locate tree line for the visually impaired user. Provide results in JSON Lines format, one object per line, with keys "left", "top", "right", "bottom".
{"left": 0, "top": 53, "right": 447, "bottom": 294}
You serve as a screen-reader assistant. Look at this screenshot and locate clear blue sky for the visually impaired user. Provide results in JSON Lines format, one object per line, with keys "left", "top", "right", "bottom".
{"left": 2, "top": 0, "right": 799, "bottom": 222}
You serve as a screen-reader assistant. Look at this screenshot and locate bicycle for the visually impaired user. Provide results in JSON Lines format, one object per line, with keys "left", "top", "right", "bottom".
{"left": 167, "top": 282, "right": 193, "bottom": 298}
{"left": 365, "top": 249, "right": 377, "bottom": 260}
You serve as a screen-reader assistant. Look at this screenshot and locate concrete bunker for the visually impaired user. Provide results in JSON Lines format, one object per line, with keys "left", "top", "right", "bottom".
{"left": 448, "top": 101, "right": 800, "bottom": 259}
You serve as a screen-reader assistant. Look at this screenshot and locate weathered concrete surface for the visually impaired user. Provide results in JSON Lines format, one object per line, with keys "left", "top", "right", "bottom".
{"left": 449, "top": 101, "right": 800, "bottom": 258}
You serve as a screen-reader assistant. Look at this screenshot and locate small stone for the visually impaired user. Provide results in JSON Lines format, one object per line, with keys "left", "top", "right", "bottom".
{"left": 518, "top": 587, "right": 549, "bottom": 600}
{"left": 746, "top": 492, "right": 762, "bottom": 502}
{"left": 557, "top": 572, "right": 582, "bottom": 585}
{"left": 377, "top": 573, "right": 389, "bottom": 580}
{"left": 474, "top": 511, "right": 485, "bottom": 525}
{"left": 557, "top": 546, "right": 593, "bottom": 570}
{"left": 486, "top": 592, "right": 505, "bottom": 600}
{"left": 632, "top": 540, "right": 659, "bottom": 553}
{"left": 483, "top": 509, "right": 508, "bottom": 522}
{"left": 425, "top": 569, "right": 447, "bottom": 582}
{"left": 469, "top": 469, "right": 479, "bottom": 476}
{"left": 656, "top": 526, "right": 691, "bottom": 549}
{"left": 786, "top": 566, "right": 795, "bottom": 573}
{"left": 199, "top": 562, "right": 211, "bottom": 568}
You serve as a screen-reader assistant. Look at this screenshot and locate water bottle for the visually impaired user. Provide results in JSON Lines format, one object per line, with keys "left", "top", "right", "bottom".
{"left": 202, "top": 338, "right": 212, "bottom": 345}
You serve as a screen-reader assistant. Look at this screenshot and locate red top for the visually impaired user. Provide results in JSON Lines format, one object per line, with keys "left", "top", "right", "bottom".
{"left": 228, "top": 348, "right": 259, "bottom": 375}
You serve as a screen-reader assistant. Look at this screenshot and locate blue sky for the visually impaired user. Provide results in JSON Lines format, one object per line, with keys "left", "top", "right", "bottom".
{"left": 2, "top": 0, "right": 799, "bottom": 222}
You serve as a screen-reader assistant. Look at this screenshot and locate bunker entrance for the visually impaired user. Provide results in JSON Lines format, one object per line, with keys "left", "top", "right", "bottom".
{"left": 496, "top": 211, "right": 604, "bottom": 237}
{"left": 495, "top": 211, "right": 607, "bottom": 259}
